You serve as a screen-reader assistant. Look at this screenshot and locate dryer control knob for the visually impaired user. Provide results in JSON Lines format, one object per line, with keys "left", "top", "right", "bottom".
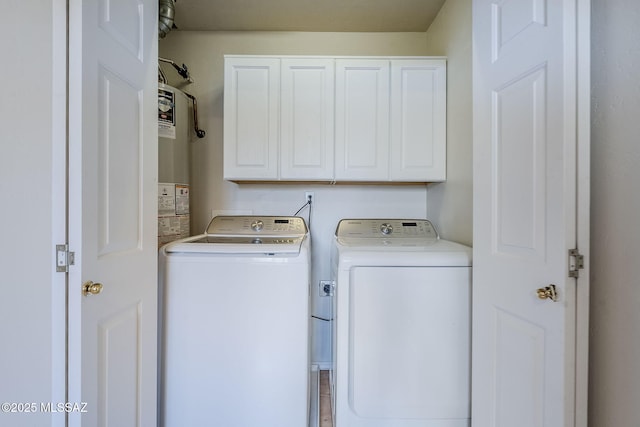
{"left": 380, "top": 223, "right": 393, "bottom": 235}
{"left": 251, "top": 220, "right": 264, "bottom": 231}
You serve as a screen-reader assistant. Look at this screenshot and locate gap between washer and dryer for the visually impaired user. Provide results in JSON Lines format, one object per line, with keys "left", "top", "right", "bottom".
{"left": 309, "top": 367, "right": 333, "bottom": 427}
{"left": 319, "top": 370, "right": 332, "bottom": 427}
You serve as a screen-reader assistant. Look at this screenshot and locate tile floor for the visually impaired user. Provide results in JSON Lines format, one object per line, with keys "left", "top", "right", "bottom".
{"left": 319, "top": 371, "right": 333, "bottom": 427}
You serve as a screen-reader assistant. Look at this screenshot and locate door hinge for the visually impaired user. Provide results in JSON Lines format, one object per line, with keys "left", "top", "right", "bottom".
{"left": 568, "top": 249, "right": 584, "bottom": 278}
{"left": 56, "top": 244, "right": 75, "bottom": 272}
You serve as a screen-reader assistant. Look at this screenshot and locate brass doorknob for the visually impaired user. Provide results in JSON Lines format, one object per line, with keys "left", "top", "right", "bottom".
{"left": 83, "top": 281, "right": 104, "bottom": 296}
{"left": 536, "top": 284, "right": 557, "bottom": 302}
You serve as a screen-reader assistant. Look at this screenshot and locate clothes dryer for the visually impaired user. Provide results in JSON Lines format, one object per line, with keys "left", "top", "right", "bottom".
{"left": 330, "top": 219, "right": 471, "bottom": 427}
{"left": 159, "top": 216, "right": 310, "bottom": 427}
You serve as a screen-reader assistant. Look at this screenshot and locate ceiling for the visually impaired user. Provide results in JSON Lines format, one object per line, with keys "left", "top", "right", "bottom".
{"left": 172, "top": 0, "right": 447, "bottom": 33}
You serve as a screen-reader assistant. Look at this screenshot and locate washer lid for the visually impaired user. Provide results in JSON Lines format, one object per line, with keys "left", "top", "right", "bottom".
{"left": 164, "top": 238, "right": 305, "bottom": 255}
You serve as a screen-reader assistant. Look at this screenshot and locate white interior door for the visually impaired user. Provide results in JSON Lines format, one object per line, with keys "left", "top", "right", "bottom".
{"left": 472, "top": 0, "right": 589, "bottom": 426}
{"left": 67, "top": 0, "right": 158, "bottom": 425}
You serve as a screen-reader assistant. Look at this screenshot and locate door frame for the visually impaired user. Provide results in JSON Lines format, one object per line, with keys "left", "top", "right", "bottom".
{"left": 52, "top": 1, "right": 68, "bottom": 426}
{"left": 66, "top": 0, "right": 83, "bottom": 419}
{"left": 575, "top": 0, "right": 591, "bottom": 424}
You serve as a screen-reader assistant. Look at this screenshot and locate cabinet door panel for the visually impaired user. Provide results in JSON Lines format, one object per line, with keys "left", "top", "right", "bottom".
{"left": 224, "top": 58, "right": 279, "bottom": 180}
{"left": 390, "top": 60, "right": 447, "bottom": 181}
{"left": 281, "top": 58, "right": 334, "bottom": 180}
{"left": 335, "top": 60, "right": 390, "bottom": 181}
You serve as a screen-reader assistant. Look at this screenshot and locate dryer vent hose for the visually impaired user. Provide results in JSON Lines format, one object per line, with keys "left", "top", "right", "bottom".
{"left": 159, "top": 0, "right": 175, "bottom": 39}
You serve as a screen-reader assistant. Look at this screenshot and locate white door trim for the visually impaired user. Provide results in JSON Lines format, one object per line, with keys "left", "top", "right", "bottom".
{"left": 52, "top": 1, "right": 68, "bottom": 426}
{"left": 574, "top": 0, "right": 591, "bottom": 424}
{"left": 66, "top": 0, "right": 84, "bottom": 422}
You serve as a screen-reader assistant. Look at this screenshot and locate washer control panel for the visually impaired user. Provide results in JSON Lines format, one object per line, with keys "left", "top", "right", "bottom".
{"left": 205, "top": 215, "right": 308, "bottom": 237}
{"left": 335, "top": 219, "right": 438, "bottom": 240}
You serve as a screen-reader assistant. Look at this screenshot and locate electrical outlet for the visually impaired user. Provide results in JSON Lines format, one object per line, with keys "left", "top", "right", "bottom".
{"left": 319, "top": 280, "right": 334, "bottom": 297}
{"left": 305, "top": 191, "right": 314, "bottom": 203}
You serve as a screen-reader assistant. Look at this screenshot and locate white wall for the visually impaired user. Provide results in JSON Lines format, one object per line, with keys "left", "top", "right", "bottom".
{"left": 423, "top": 0, "right": 473, "bottom": 246}
{"left": 0, "top": 1, "right": 65, "bottom": 426}
{"left": 589, "top": 0, "right": 640, "bottom": 425}
{"left": 159, "top": 31, "right": 438, "bottom": 364}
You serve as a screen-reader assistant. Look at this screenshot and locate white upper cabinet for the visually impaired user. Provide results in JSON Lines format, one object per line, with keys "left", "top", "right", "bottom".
{"left": 223, "top": 55, "right": 447, "bottom": 183}
{"left": 335, "top": 58, "right": 446, "bottom": 182}
{"left": 334, "top": 59, "right": 391, "bottom": 181}
{"left": 390, "top": 60, "right": 447, "bottom": 181}
{"left": 224, "top": 56, "right": 334, "bottom": 181}
{"left": 281, "top": 58, "right": 335, "bottom": 180}
{"left": 223, "top": 57, "right": 280, "bottom": 180}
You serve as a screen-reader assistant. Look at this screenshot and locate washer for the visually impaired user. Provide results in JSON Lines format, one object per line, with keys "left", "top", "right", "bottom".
{"left": 330, "top": 219, "right": 471, "bottom": 427}
{"left": 159, "top": 215, "right": 310, "bottom": 427}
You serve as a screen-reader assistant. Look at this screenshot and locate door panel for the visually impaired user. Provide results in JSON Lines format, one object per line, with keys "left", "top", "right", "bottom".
{"left": 97, "top": 67, "right": 142, "bottom": 254}
{"left": 492, "top": 309, "right": 545, "bottom": 427}
{"left": 98, "top": 0, "right": 143, "bottom": 58}
{"left": 98, "top": 304, "right": 141, "bottom": 426}
{"left": 492, "top": 0, "right": 547, "bottom": 62}
{"left": 68, "top": 0, "right": 157, "bottom": 425}
{"left": 493, "top": 65, "right": 546, "bottom": 256}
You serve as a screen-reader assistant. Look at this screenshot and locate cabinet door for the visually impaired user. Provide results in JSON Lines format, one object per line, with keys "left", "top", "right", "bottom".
{"left": 390, "top": 60, "right": 447, "bottom": 181}
{"left": 335, "top": 60, "right": 390, "bottom": 181}
{"left": 281, "top": 58, "right": 334, "bottom": 180}
{"left": 224, "top": 57, "right": 280, "bottom": 180}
